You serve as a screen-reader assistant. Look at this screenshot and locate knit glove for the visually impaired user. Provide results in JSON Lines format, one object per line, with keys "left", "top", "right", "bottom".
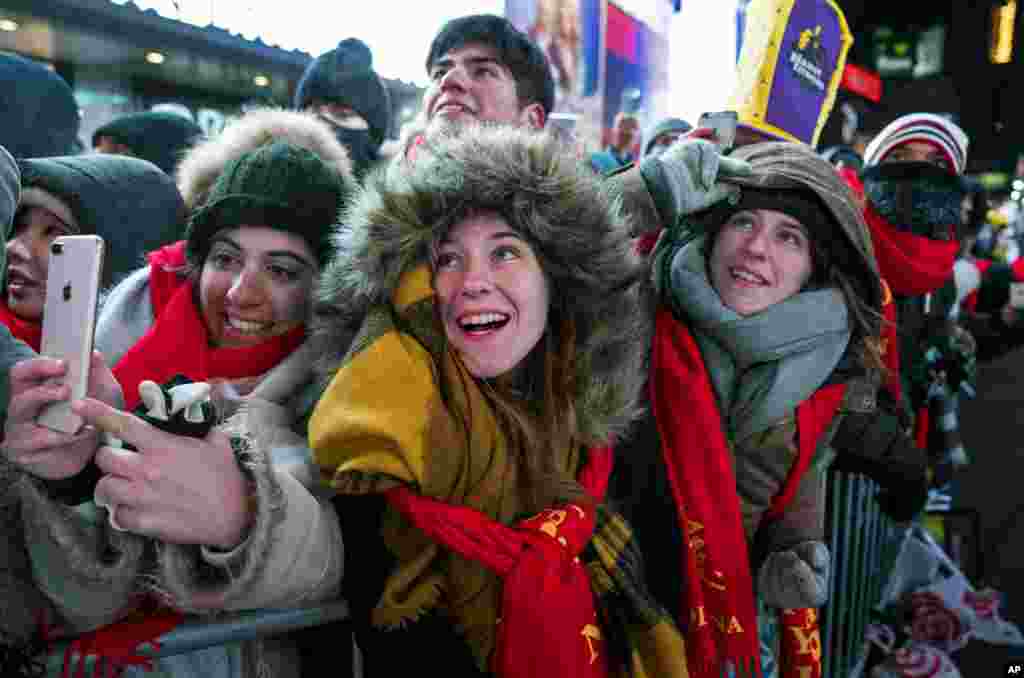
{"left": 758, "top": 540, "right": 830, "bottom": 609}
{"left": 641, "top": 137, "right": 752, "bottom": 224}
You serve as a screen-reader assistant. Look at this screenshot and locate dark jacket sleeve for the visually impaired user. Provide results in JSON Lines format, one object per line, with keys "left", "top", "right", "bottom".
{"left": 829, "top": 389, "right": 929, "bottom": 521}
{"left": 0, "top": 325, "right": 36, "bottom": 425}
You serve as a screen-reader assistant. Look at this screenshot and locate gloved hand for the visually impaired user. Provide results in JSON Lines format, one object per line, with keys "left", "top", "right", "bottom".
{"left": 642, "top": 137, "right": 752, "bottom": 223}
{"left": 758, "top": 540, "right": 830, "bottom": 609}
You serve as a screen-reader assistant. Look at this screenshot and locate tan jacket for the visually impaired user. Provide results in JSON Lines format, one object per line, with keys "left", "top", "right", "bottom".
{"left": 18, "top": 341, "right": 343, "bottom": 677}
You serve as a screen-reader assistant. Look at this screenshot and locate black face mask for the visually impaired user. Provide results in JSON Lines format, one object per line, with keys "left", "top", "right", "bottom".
{"left": 861, "top": 161, "right": 967, "bottom": 241}
{"left": 318, "top": 116, "right": 379, "bottom": 179}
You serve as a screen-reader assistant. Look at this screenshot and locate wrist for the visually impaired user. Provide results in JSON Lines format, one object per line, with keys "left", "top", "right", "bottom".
{"left": 211, "top": 480, "right": 256, "bottom": 551}
{"left": 211, "top": 435, "right": 258, "bottom": 550}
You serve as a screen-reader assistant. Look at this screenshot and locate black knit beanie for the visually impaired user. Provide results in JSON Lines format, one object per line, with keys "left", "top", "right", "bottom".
{"left": 185, "top": 142, "right": 347, "bottom": 267}
{"left": 92, "top": 111, "right": 203, "bottom": 174}
{"left": 293, "top": 38, "right": 391, "bottom": 149}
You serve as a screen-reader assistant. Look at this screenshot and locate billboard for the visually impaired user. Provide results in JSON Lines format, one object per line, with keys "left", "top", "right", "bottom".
{"left": 506, "top": 0, "right": 672, "bottom": 153}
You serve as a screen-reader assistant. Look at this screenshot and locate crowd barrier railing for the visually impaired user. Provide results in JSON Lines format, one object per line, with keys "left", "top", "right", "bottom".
{"left": 820, "top": 470, "right": 902, "bottom": 678}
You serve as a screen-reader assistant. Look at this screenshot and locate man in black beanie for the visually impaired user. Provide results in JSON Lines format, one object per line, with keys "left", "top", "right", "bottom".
{"left": 93, "top": 111, "right": 202, "bottom": 175}
{"left": 294, "top": 37, "right": 391, "bottom": 178}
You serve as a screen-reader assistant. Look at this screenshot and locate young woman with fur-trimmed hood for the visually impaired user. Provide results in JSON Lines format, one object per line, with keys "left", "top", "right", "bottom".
{"left": 12, "top": 110, "right": 356, "bottom": 678}
{"left": 307, "top": 126, "right": 692, "bottom": 677}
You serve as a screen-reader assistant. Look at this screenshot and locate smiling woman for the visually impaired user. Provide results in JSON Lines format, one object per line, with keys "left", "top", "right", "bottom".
{"left": 95, "top": 123, "right": 356, "bottom": 411}
{"left": 308, "top": 125, "right": 668, "bottom": 676}
{"left": 432, "top": 211, "right": 550, "bottom": 378}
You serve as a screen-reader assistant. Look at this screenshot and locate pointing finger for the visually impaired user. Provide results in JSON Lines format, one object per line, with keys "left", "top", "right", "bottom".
{"left": 72, "top": 398, "right": 155, "bottom": 450}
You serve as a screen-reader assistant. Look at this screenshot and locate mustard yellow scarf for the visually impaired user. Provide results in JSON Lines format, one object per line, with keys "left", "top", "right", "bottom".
{"left": 308, "top": 263, "right": 581, "bottom": 665}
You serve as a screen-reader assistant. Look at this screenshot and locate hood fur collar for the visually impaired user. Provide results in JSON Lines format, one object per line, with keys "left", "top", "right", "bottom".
{"left": 175, "top": 107, "right": 355, "bottom": 210}
{"left": 314, "top": 125, "right": 649, "bottom": 445}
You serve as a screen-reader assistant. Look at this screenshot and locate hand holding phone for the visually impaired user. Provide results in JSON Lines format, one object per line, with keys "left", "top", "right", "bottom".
{"left": 36, "top": 235, "right": 105, "bottom": 434}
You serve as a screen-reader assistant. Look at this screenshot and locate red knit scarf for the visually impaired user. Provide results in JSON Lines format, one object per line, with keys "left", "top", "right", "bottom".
{"left": 863, "top": 203, "right": 957, "bottom": 297}
{"left": 113, "top": 241, "right": 306, "bottom": 410}
{"left": 650, "top": 307, "right": 761, "bottom": 678}
{"left": 651, "top": 307, "right": 849, "bottom": 678}
{"left": 385, "top": 447, "right": 614, "bottom": 678}
{"left": 0, "top": 298, "right": 41, "bottom": 352}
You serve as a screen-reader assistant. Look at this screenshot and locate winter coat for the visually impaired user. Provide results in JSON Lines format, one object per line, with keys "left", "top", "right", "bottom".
{"left": 606, "top": 148, "right": 928, "bottom": 521}
{"left": 0, "top": 146, "right": 33, "bottom": 412}
{"left": 309, "top": 125, "right": 649, "bottom": 676}
{"left": 14, "top": 112, "right": 356, "bottom": 678}
{"left": 14, "top": 340, "right": 344, "bottom": 678}
{"left": 606, "top": 142, "right": 927, "bottom": 628}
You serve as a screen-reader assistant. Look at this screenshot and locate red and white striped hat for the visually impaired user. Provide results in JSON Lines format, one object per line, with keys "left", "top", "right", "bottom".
{"left": 863, "top": 113, "right": 969, "bottom": 175}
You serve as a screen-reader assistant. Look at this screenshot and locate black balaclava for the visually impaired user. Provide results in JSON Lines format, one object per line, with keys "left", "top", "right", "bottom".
{"left": 861, "top": 161, "right": 967, "bottom": 241}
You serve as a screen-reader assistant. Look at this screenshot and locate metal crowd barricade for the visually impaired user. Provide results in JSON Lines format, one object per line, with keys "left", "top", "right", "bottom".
{"left": 47, "top": 600, "right": 351, "bottom": 675}
{"left": 820, "top": 470, "right": 901, "bottom": 678}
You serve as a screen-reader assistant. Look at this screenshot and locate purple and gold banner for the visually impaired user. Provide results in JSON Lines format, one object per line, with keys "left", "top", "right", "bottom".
{"left": 729, "top": 0, "right": 852, "bottom": 148}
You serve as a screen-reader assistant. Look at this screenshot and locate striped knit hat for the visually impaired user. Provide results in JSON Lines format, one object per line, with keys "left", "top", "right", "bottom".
{"left": 863, "top": 113, "right": 969, "bottom": 175}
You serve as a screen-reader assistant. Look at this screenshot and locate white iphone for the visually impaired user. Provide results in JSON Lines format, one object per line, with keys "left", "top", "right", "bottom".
{"left": 36, "top": 235, "right": 105, "bottom": 434}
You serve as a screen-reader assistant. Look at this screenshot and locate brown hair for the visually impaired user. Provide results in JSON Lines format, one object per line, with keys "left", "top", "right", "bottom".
{"left": 428, "top": 211, "right": 588, "bottom": 514}
{"left": 698, "top": 141, "right": 888, "bottom": 377}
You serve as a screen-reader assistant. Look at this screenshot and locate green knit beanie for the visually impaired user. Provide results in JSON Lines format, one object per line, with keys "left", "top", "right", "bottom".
{"left": 185, "top": 141, "right": 347, "bottom": 267}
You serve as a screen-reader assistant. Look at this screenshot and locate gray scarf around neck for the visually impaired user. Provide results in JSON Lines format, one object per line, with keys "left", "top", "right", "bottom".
{"left": 665, "top": 237, "right": 851, "bottom": 441}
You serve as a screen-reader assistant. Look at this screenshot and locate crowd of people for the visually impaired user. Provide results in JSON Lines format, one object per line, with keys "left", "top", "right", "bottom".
{"left": 0, "top": 10, "right": 1019, "bottom": 678}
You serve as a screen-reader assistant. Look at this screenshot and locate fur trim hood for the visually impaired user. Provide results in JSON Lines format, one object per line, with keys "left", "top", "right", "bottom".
{"left": 176, "top": 107, "right": 355, "bottom": 210}
{"left": 316, "top": 126, "right": 649, "bottom": 445}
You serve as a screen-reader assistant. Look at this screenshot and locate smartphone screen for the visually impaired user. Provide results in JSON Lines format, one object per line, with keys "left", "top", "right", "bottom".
{"left": 36, "top": 235, "right": 105, "bottom": 434}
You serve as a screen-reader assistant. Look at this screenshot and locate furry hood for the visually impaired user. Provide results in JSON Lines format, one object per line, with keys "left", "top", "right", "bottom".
{"left": 316, "top": 125, "right": 649, "bottom": 445}
{"left": 176, "top": 107, "right": 355, "bottom": 210}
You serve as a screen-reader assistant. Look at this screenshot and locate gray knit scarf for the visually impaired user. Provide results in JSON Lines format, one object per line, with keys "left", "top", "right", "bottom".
{"left": 663, "top": 236, "right": 851, "bottom": 442}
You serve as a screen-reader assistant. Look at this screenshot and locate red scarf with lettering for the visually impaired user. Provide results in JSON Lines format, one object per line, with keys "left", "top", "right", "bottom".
{"left": 113, "top": 241, "right": 306, "bottom": 410}
{"left": 384, "top": 447, "right": 614, "bottom": 678}
{"left": 650, "top": 306, "right": 760, "bottom": 678}
{"left": 863, "top": 203, "right": 957, "bottom": 298}
{"left": 0, "top": 299, "right": 41, "bottom": 352}
{"left": 652, "top": 307, "right": 848, "bottom": 678}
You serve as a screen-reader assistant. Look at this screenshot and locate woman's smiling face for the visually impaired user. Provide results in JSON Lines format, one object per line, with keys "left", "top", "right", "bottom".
{"left": 199, "top": 226, "right": 317, "bottom": 348}
{"left": 709, "top": 208, "right": 814, "bottom": 316}
{"left": 433, "top": 211, "right": 550, "bottom": 378}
